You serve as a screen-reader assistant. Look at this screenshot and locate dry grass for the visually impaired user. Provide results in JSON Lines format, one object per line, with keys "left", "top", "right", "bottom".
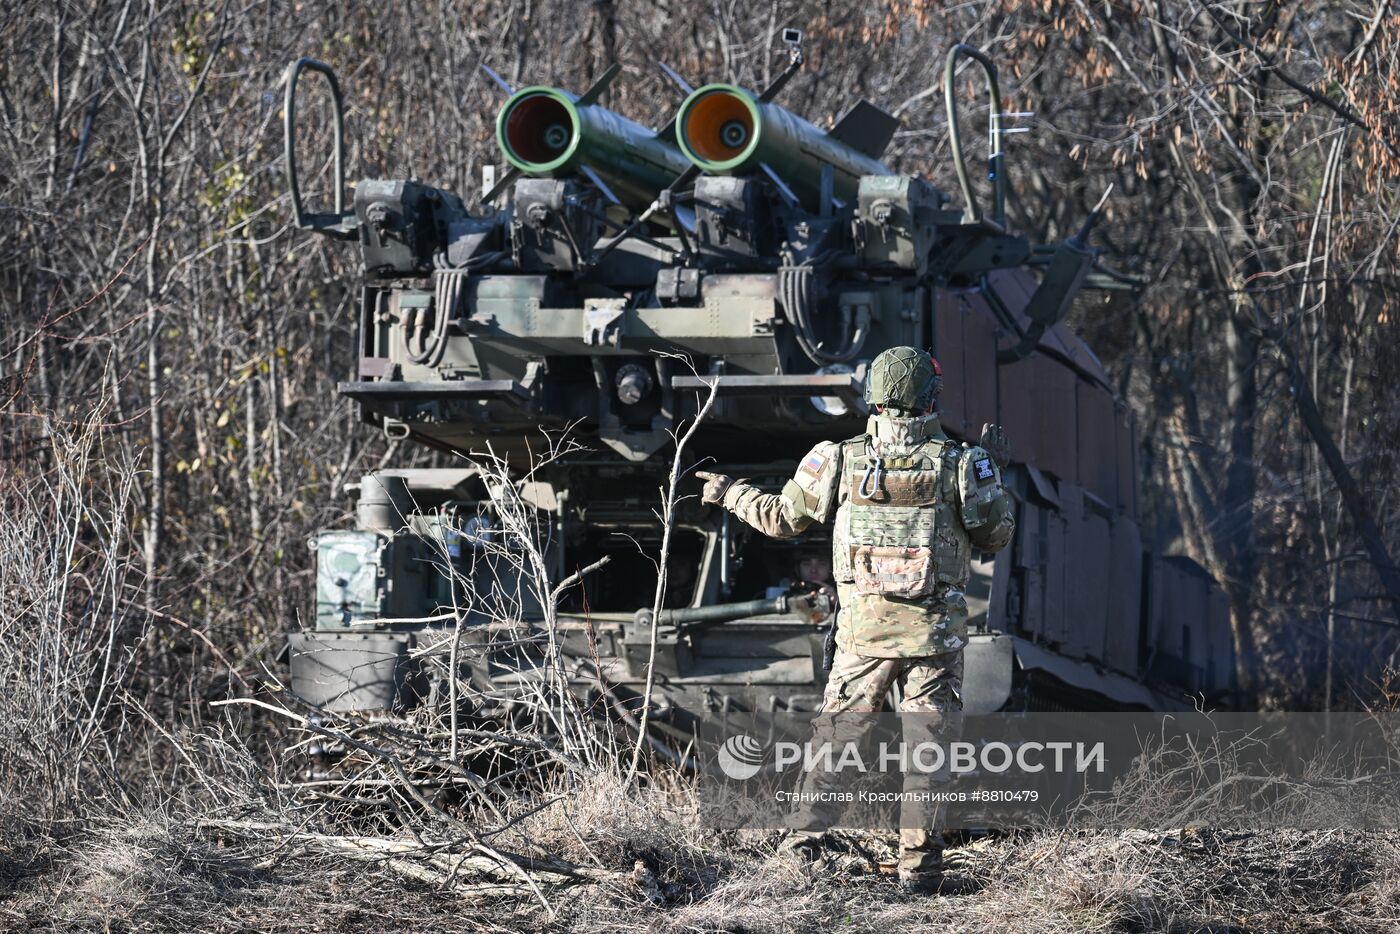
{"left": 4, "top": 813, "right": 1397, "bottom": 933}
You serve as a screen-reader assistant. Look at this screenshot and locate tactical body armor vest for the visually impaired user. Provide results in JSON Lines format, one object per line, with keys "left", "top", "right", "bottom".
{"left": 719, "top": 408, "right": 1011, "bottom": 657}
{"left": 832, "top": 431, "right": 971, "bottom": 598}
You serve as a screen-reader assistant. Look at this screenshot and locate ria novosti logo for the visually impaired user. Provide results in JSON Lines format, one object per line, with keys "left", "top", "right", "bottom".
{"left": 716, "top": 733, "right": 769, "bottom": 780}
{"left": 713, "top": 731, "right": 1107, "bottom": 779}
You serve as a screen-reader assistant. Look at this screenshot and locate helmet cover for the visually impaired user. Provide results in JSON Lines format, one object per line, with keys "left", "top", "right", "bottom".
{"left": 864, "top": 346, "right": 943, "bottom": 412}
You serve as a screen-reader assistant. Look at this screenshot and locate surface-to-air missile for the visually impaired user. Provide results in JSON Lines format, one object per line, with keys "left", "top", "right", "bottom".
{"left": 493, "top": 63, "right": 692, "bottom": 217}
{"left": 676, "top": 82, "right": 893, "bottom": 209}
{"left": 280, "top": 35, "right": 1238, "bottom": 733}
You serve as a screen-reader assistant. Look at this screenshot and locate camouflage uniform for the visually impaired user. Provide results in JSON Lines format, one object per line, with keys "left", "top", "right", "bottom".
{"left": 703, "top": 348, "right": 1015, "bottom": 886}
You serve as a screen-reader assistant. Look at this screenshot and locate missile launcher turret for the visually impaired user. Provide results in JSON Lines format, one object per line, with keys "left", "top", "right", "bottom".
{"left": 280, "top": 36, "right": 1238, "bottom": 728}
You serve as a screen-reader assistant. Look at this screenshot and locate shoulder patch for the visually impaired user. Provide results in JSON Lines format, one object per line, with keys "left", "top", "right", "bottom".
{"left": 791, "top": 441, "right": 843, "bottom": 521}
{"left": 974, "top": 456, "right": 995, "bottom": 483}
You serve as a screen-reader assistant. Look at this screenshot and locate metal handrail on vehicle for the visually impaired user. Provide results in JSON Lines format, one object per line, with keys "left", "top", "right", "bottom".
{"left": 283, "top": 57, "right": 355, "bottom": 238}
{"left": 944, "top": 43, "right": 1006, "bottom": 228}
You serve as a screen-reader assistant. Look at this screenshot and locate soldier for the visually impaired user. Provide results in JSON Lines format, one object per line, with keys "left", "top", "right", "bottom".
{"left": 696, "top": 346, "right": 1015, "bottom": 894}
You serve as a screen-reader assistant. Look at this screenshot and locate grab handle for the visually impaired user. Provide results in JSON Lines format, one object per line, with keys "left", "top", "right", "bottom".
{"left": 283, "top": 57, "right": 355, "bottom": 238}
{"left": 943, "top": 44, "right": 1006, "bottom": 228}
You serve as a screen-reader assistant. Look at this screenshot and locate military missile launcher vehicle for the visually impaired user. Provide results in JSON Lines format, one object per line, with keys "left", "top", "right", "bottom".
{"left": 281, "top": 37, "right": 1238, "bottom": 730}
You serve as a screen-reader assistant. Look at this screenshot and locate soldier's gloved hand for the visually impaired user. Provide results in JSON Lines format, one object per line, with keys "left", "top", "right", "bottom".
{"left": 979, "top": 423, "right": 1011, "bottom": 468}
{"left": 694, "top": 470, "right": 735, "bottom": 505}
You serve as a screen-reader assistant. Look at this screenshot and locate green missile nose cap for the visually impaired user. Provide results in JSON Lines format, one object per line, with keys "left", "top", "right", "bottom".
{"left": 497, "top": 87, "right": 582, "bottom": 174}
{"left": 676, "top": 84, "right": 763, "bottom": 172}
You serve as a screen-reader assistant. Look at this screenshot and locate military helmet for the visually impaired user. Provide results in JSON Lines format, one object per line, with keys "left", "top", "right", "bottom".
{"left": 864, "top": 346, "right": 943, "bottom": 412}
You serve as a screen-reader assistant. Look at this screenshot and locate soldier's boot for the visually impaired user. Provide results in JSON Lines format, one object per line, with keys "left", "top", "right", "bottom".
{"left": 776, "top": 830, "right": 825, "bottom": 866}
{"left": 897, "top": 870, "right": 945, "bottom": 896}
{"left": 896, "top": 828, "right": 944, "bottom": 895}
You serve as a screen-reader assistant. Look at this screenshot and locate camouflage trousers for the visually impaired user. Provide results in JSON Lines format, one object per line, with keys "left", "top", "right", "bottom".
{"left": 786, "top": 645, "right": 963, "bottom": 877}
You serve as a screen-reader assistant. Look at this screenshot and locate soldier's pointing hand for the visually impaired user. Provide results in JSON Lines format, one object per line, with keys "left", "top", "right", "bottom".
{"left": 979, "top": 423, "right": 1010, "bottom": 468}
{"left": 695, "top": 470, "right": 734, "bottom": 505}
